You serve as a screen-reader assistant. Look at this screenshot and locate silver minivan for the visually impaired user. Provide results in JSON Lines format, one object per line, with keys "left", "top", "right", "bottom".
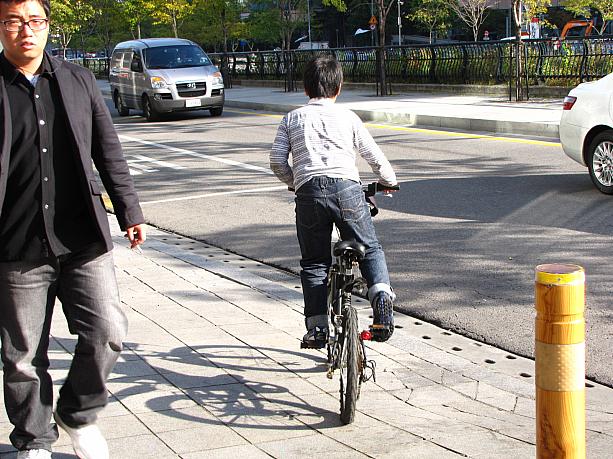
{"left": 109, "top": 38, "right": 224, "bottom": 121}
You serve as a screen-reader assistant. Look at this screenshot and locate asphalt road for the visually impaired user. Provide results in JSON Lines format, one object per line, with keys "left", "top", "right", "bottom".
{"left": 107, "top": 102, "right": 613, "bottom": 387}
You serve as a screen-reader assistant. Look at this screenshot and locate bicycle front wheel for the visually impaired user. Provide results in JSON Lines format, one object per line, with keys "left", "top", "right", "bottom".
{"left": 339, "top": 297, "right": 360, "bottom": 425}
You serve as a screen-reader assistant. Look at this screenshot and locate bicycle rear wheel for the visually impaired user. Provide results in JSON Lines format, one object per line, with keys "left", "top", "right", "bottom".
{"left": 339, "top": 296, "right": 360, "bottom": 425}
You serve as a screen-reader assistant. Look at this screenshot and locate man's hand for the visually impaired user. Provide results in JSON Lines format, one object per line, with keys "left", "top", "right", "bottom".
{"left": 126, "top": 224, "right": 146, "bottom": 249}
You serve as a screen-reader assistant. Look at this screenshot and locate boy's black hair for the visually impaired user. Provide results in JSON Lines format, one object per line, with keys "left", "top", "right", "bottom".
{"left": 0, "top": 0, "right": 50, "bottom": 17}
{"left": 303, "top": 56, "right": 343, "bottom": 99}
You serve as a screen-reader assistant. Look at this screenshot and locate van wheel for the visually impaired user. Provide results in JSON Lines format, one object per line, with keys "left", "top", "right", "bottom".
{"left": 587, "top": 130, "right": 613, "bottom": 194}
{"left": 142, "top": 95, "right": 159, "bottom": 122}
{"left": 115, "top": 92, "right": 130, "bottom": 116}
{"left": 209, "top": 107, "right": 223, "bottom": 117}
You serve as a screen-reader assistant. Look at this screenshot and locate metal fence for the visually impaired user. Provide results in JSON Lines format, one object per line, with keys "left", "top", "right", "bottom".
{"left": 68, "top": 57, "right": 110, "bottom": 78}
{"left": 209, "top": 37, "right": 613, "bottom": 90}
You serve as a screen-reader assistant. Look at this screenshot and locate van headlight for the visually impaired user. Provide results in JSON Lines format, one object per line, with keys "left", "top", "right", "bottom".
{"left": 212, "top": 71, "right": 223, "bottom": 86}
{"left": 150, "top": 76, "right": 168, "bottom": 89}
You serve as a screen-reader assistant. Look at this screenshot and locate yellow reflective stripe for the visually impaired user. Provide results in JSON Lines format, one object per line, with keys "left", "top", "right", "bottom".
{"left": 535, "top": 264, "right": 584, "bottom": 286}
{"left": 535, "top": 341, "right": 585, "bottom": 392}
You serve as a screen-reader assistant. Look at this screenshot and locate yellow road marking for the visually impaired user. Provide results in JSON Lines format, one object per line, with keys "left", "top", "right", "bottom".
{"left": 226, "top": 108, "right": 561, "bottom": 148}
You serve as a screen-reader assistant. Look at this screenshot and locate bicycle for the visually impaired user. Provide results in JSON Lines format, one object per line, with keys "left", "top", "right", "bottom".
{"left": 300, "top": 181, "right": 399, "bottom": 425}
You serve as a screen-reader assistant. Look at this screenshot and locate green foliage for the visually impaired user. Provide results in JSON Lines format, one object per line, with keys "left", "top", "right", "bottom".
{"left": 143, "top": 0, "right": 195, "bottom": 37}
{"left": 408, "top": 0, "right": 452, "bottom": 43}
{"left": 322, "top": 0, "right": 347, "bottom": 13}
{"left": 563, "top": 0, "right": 613, "bottom": 34}
{"left": 50, "top": 0, "right": 95, "bottom": 51}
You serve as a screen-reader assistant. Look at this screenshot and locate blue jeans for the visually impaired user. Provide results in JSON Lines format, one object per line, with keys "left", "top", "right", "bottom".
{"left": 0, "top": 243, "right": 127, "bottom": 451}
{"left": 295, "top": 177, "right": 393, "bottom": 327}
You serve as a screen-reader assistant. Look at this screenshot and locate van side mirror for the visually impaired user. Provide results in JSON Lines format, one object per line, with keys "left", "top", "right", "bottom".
{"left": 130, "top": 60, "right": 143, "bottom": 72}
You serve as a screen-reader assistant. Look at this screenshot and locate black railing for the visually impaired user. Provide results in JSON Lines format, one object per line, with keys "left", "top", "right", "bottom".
{"left": 209, "top": 37, "right": 613, "bottom": 90}
{"left": 68, "top": 57, "right": 110, "bottom": 78}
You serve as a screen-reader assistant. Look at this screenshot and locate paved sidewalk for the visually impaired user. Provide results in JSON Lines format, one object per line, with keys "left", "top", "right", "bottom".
{"left": 1, "top": 216, "right": 610, "bottom": 458}
{"left": 224, "top": 85, "right": 563, "bottom": 140}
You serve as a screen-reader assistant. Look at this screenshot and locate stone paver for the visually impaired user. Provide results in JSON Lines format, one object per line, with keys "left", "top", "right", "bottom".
{"left": 0, "top": 216, "right": 611, "bottom": 458}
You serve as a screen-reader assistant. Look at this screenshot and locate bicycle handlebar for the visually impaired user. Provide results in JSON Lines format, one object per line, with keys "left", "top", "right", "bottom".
{"left": 362, "top": 182, "right": 400, "bottom": 197}
{"left": 288, "top": 182, "right": 400, "bottom": 194}
{"left": 363, "top": 182, "right": 399, "bottom": 217}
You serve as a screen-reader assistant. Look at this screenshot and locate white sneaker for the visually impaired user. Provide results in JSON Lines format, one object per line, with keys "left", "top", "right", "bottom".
{"left": 53, "top": 412, "right": 109, "bottom": 459}
{"left": 16, "top": 450, "right": 51, "bottom": 459}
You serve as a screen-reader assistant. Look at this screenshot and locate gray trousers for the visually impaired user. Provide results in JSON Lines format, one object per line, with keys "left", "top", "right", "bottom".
{"left": 0, "top": 243, "right": 127, "bottom": 451}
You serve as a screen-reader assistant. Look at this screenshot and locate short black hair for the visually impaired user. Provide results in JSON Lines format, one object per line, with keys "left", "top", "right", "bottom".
{"left": 303, "top": 56, "right": 343, "bottom": 99}
{"left": 0, "top": 0, "right": 50, "bottom": 17}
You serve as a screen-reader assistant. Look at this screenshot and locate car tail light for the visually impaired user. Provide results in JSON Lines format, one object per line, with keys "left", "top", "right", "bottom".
{"left": 563, "top": 96, "right": 577, "bottom": 110}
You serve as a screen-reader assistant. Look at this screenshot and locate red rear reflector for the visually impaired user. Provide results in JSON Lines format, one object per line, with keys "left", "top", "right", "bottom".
{"left": 563, "top": 96, "right": 577, "bottom": 110}
{"left": 361, "top": 330, "right": 372, "bottom": 341}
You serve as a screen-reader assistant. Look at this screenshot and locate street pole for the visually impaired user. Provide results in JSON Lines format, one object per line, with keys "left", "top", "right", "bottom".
{"left": 370, "top": 0, "right": 374, "bottom": 46}
{"left": 307, "top": 0, "right": 312, "bottom": 49}
{"left": 397, "top": 0, "right": 403, "bottom": 45}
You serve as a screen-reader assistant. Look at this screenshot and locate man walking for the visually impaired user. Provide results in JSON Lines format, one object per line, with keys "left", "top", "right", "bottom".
{"left": 0, "top": 0, "right": 145, "bottom": 457}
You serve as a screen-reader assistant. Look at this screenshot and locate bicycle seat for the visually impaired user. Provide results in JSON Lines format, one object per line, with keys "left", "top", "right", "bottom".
{"left": 333, "top": 240, "right": 366, "bottom": 260}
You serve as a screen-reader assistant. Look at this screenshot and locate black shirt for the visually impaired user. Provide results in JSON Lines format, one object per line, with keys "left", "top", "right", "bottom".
{"left": 0, "top": 53, "right": 100, "bottom": 261}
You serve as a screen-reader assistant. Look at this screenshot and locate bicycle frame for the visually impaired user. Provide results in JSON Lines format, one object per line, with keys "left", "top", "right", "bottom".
{"left": 325, "top": 249, "right": 373, "bottom": 381}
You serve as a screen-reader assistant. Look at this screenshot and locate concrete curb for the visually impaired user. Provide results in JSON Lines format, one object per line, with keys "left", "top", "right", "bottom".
{"left": 225, "top": 99, "right": 560, "bottom": 140}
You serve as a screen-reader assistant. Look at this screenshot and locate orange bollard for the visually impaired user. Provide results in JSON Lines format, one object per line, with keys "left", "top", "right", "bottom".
{"left": 535, "top": 264, "right": 586, "bottom": 459}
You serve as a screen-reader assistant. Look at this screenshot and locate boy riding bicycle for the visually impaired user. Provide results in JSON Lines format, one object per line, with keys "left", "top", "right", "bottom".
{"left": 270, "top": 56, "right": 398, "bottom": 348}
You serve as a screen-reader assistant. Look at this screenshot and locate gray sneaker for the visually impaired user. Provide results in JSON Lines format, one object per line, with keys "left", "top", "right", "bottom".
{"left": 301, "top": 326, "right": 328, "bottom": 349}
{"left": 371, "top": 291, "right": 394, "bottom": 342}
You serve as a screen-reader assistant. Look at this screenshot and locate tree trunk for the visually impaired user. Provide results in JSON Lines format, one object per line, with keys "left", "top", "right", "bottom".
{"left": 377, "top": 5, "right": 388, "bottom": 96}
{"left": 222, "top": 8, "right": 228, "bottom": 53}
{"left": 511, "top": 0, "right": 526, "bottom": 101}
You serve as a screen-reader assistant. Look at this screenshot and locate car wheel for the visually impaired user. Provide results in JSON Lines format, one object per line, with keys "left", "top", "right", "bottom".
{"left": 115, "top": 92, "right": 130, "bottom": 116}
{"left": 209, "top": 107, "right": 223, "bottom": 117}
{"left": 587, "top": 130, "right": 613, "bottom": 195}
{"left": 142, "top": 95, "right": 159, "bottom": 122}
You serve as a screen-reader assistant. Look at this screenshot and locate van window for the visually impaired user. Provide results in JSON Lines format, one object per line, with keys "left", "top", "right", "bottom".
{"left": 143, "top": 45, "right": 212, "bottom": 69}
{"left": 130, "top": 51, "right": 142, "bottom": 71}
{"left": 110, "top": 50, "right": 124, "bottom": 69}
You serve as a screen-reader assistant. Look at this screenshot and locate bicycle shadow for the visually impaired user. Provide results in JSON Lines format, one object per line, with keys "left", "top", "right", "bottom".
{"left": 109, "top": 341, "right": 345, "bottom": 432}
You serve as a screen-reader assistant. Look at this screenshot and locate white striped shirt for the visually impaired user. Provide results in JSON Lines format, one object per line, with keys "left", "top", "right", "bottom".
{"left": 270, "top": 98, "right": 397, "bottom": 190}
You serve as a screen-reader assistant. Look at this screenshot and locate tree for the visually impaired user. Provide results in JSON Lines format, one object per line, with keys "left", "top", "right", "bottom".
{"left": 90, "top": 0, "right": 126, "bottom": 56}
{"left": 50, "top": 0, "right": 95, "bottom": 57}
{"left": 247, "top": 5, "right": 283, "bottom": 49}
{"left": 117, "top": 0, "right": 152, "bottom": 39}
{"left": 186, "top": 0, "right": 247, "bottom": 52}
{"left": 144, "top": 0, "right": 195, "bottom": 38}
{"left": 324, "top": 0, "right": 396, "bottom": 94}
{"left": 408, "top": 0, "right": 451, "bottom": 44}
{"left": 563, "top": 0, "right": 613, "bottom": 35}
{"left": 450, "top": 0, "right": 490, "bottom": 42}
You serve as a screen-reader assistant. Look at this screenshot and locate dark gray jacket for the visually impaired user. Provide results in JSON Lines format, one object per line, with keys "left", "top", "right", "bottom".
{"left": 0, "top": 53, "right": 144, "bottom": 253}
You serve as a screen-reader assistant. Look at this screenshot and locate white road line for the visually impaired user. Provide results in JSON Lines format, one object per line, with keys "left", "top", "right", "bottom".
{"left": 119, "top": 134, "right": 273, "bottom": 174}
{"left": 130, "top": 154, "right": 186, "bottom": 170}
{"left": 127, "top": 161, "right": 158, "bottom": 173}
{"left": 139, "top": 185, "right": 288, "bottom": 206}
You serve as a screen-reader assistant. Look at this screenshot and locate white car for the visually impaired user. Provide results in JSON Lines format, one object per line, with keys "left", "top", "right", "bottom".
{"left": 560, "top": 72, "right": 613, "bottom": 194}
